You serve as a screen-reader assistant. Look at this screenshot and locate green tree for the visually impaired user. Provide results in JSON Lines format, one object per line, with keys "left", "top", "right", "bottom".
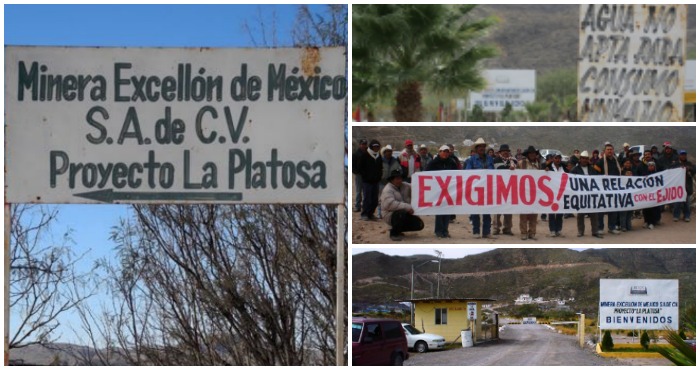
{"left": 640, "top": 330, "right": 650, "bottom": 350}
{"left": 601, "top": 330, "right": 614, "bottom": 351}
{"left": 353, "top": 4, "right": 498, "bottom": 121}
{"left": 536, "top": 68, "right": 578, "bottom": 121}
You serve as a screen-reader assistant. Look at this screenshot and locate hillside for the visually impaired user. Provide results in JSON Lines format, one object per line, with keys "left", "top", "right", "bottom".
{"left": 477, "top": 4, "right": 696, "bottom": 73}
{"left": 351, "top": 126, "right": 696, "bottom": 160}
{"left": 352, "top": 248, "right": 695, "bottom": 315}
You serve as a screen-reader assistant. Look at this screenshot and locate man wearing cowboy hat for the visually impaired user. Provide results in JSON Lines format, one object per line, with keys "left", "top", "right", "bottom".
{"left": 517, "top": 145, "right": 542, "bottom": 240}
{"left": 493, "top": 144, "right": 517, "bottom": 236}
{"left": 465, "top": 138, "right": 497, "bottom": 239}
{"left": 571, "top": 151, "right": 603, "bottom": 238}
{"left": 418, "top": 144, "right": 433, "bottom": 171}
{"left": 380, "top": 169, "right": 424, "bottom": 241}
{"left": 617, "top": 142, "right": 631, "bottom": 165}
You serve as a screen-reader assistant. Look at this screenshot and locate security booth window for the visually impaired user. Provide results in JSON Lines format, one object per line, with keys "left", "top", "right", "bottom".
{"left": 435, "top": 308, "right": 448, "bottom": 325}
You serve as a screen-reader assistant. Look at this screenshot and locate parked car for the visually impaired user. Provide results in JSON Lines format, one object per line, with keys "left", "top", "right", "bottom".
{"left": 401, "top": 323, "right": 446, "bottom": 353}
{"left": 352, "top": 318, "right": 409, "bottom": 366}
{"left": 684, "top": 339, "right": 696, "bottom": 351}
{"left": 539, "top": 149, "right": 570, "bottom": 164}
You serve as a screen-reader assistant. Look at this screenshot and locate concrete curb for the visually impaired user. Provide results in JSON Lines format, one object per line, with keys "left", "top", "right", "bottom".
{"left": 595, "top": 343, "right": 667, "bottom": 358}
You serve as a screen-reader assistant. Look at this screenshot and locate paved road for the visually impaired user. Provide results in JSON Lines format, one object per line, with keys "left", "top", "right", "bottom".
{"left": 405, "top": 324, "right": 617, "bottom": 366}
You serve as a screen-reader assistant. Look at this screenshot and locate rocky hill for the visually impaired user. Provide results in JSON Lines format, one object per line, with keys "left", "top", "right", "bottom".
{"left": 477, "top": 4, "right": 696, "bottom": 73}
{"left": 352, "top": 248, "right": 695, "bottom": 315}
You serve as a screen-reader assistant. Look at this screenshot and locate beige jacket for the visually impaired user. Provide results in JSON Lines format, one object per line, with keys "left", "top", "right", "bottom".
{"left": 380, "top": 182, "right": 413, "bottom": 225}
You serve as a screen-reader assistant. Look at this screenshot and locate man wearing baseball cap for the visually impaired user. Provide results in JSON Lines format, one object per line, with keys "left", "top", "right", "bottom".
{"left": 399, "top": 139, "right": 421, "bottom": 183}
{"left": 465, "top": 138, "right": 497, "bottom": 239}
{"left": 426, "top": 145, "right": 460, "bottom": 238}
{"left": 656, "top": 141, "right": 679, "bottom": 171}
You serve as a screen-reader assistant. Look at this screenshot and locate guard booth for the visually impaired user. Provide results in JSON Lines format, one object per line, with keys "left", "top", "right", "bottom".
{"left": 400, "top": 298, "right": 497, "bottom": 345}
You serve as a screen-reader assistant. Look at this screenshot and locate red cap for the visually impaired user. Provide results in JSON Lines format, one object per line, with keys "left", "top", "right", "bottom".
{"left": 405, "top": 139, "right": 414, "bottom": 146}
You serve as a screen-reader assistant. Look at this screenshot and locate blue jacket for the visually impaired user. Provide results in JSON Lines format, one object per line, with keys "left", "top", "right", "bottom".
{"left": 464, "top": 154, "right": 494, "bottom": 170}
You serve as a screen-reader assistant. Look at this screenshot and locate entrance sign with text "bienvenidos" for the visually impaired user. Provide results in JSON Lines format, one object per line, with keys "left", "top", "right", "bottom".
{"left": 599, "top": 279, "right": 678, "bottom": 330}
{"left": 5, "top": 46, "right": 346, "bottom": 204}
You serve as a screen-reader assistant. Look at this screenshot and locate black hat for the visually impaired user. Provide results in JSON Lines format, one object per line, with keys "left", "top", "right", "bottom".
{"left": 498, "top": 144, "right": 511, "bottom": 152}
{"left": 388, "top": 169, "right": 403, "bottom": 181}
{"left": 369, "top": 139, "right": 380, "bottom": 149}
{"left": 523, "top": 145, "right": 539, "bottom": 156}
{"left": 359, "top": 139, "right": 368, "bottom": 145}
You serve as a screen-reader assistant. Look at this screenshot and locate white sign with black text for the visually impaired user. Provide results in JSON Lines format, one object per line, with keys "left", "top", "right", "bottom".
{"left": 599, "top": 279, "right": 679, "bottom": 330}
{"left": 5, "top": 46, "right": 346, "bottom": 204}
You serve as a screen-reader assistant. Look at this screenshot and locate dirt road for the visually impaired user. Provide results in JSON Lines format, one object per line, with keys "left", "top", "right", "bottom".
{"left": 404, "top": 324, "right": 666, "bottom": 366}
{"left": 352, "top": 207, "right": 696, "bottom": 245}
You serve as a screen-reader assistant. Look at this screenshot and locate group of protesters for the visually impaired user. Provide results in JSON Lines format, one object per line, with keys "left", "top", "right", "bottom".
{"left": 352, "top": 137, "right": 695, "bottom": 242}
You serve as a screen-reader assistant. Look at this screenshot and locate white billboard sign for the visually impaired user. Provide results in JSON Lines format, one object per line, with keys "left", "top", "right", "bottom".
{"left": 468, "top": 69, "right": 536, "bottom": 112}
{"left": 577, "top": 4, "right": 687, "bottom": 121}
{"left": 5, "top": 46, "right": 346, "bottom": 204}
{"left": 599, "top": 279, "right": 679, "bottom": 330}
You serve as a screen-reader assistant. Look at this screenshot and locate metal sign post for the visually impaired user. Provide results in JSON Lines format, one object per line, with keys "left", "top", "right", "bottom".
{"left": 4, "top": 203, "right": 10, "bottom": 365}
{"left": 336, "top": 203, "right": 345, "bottom": 366}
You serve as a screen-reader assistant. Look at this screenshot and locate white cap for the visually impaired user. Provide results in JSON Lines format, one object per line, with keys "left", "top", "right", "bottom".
{"left": 419, "top": 144, "right": 427, "bottom": 149}
{"left": 580, "top": 151, "right": 590, "bottom": 157}
{"left": 439, "top": 145, "right": 450, "bottom": 151}
{"left": 382, "top": 145, "right": 393, "bottom": 153}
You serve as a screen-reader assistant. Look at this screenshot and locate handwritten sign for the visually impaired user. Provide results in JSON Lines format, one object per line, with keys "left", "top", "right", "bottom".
{"left": 5, "top": 46, "right": 346, "bottom": 204}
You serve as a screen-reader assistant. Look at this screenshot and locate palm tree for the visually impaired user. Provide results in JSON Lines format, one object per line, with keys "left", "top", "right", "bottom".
{"left": 654, "top": 308, "right": 696, "bottom": 366}
{"left": 353, "top": 5, "right": 498, "bottom": 121}
{"left": 655, "top": 329, "right": 696, "bottom": 366}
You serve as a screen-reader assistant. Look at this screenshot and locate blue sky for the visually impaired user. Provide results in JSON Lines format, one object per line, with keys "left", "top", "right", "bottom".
{"left": 4, "top": 3, "right": 340, "bottom": 346}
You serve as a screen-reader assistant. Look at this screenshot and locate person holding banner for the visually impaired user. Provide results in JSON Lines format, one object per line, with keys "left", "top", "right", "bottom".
{"left": 493, "top": 144, "right": 517, "bottom": 236}
{"left": 380, "top": 169, "right": 424, "bottom": 241}
{"left": 465, "top": 138, "right": 497, "bottom": 239}
{"left": 517, "top": 145, "right": 541, "bottom": 240}
{"left": 672, "top": 150, "right": 695, "bottom": 223}
{"left": 426, "top": 145, "right": 460, "bottom": 238}
{"left": 642, "top": 162, "right": 662, "bottom": 229}
{"left": 545, "top": 154, "right": 565, "bottom": 237}
{"left": 594, "top": 143, "right": 622, "bottom": 235}
{"left": 571, "top": 151, "right": 603, "bottom": 238}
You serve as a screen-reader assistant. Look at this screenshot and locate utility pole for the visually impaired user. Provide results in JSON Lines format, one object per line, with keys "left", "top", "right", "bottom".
{"left": 434, "top": 250, "right": 443, "bottom": 298}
